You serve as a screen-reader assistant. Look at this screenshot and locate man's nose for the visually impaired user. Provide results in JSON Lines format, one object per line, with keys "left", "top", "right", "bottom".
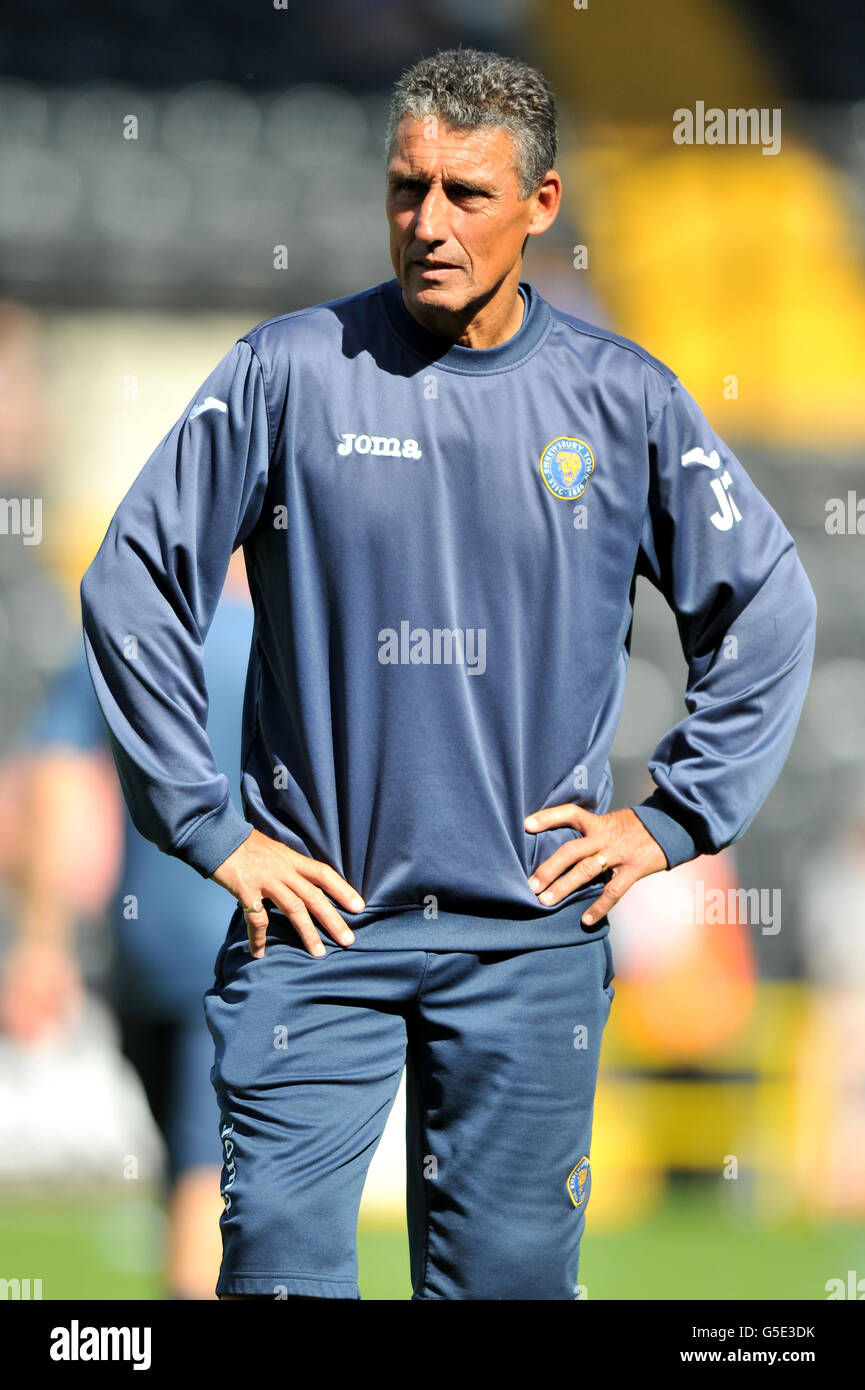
{"left": 414, "top": 186, "right": 448, "bottom": 243}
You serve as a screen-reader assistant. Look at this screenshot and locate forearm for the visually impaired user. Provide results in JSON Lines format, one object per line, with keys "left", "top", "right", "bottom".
{"left": 632, "top": 542, "right": 817, "bottom": 867}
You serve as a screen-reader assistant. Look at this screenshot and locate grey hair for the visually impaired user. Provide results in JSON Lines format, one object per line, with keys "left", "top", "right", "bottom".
{"left": 385, "top": 48, "right": 557, "bottom": 199}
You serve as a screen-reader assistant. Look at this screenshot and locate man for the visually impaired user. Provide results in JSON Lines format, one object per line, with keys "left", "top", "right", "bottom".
{"left": 80, "top": 49, "right": 817, "bottom": 1300}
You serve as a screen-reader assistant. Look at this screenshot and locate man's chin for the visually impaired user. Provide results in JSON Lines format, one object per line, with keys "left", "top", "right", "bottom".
{"left": 402, "top": 277, "right": 469, "bottom": 322}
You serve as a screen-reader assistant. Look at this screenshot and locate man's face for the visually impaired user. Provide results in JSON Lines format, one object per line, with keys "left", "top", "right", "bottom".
{"left": 386, "top": 114, "right": 557, "bottom": 327}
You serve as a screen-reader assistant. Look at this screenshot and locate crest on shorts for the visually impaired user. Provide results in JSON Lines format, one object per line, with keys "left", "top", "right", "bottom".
{"left": 567, "top": 1155, "right": 591, "bottom": 1208}
{"left": 220, "top": 1121, "right": 237, "bottom": 1213}
{"left": 539, "top": 437, "right": 595, "bottom": 500}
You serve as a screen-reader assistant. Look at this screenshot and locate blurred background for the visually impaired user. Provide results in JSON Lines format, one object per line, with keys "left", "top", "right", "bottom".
{"left": 1, "top": 0, "right": 864, "bottom": 1300}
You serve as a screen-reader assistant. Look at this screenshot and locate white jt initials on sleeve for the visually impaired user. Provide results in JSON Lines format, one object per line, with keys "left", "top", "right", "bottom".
{"left": 681, "top": 446, "right": 742, "bottom": 531}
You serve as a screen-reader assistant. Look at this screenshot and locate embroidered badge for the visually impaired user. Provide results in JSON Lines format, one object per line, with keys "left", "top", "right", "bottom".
{"left": 567, "top": 1155, "right": 591, "bottom": 1207}
{"left": 539, "top": 437, "right": 595, "bottom": 500}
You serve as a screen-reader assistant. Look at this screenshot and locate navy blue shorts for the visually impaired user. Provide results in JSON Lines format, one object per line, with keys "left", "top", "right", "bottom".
{"left": 203, "top": 906, "right": 615, "bottom": 1300}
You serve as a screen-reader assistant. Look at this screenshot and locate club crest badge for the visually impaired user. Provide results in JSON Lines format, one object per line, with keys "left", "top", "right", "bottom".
{"left": 567, "top": 1156, "right": 591, "bottom": 1208}
{"left": 539, "top": 437, "right": 595, "bottom": 500}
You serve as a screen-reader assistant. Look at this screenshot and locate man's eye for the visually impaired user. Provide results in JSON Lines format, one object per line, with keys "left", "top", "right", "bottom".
{"left": 388, "top": 179, "right": 486, "bottom": 200}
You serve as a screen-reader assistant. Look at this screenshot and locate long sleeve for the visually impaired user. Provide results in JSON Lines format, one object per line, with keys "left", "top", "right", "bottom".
{"left": 629, "top": 375, "right": 817, "bottom": 869}
{"left": 80, "top": 338, "right": 271, "bottom": 879}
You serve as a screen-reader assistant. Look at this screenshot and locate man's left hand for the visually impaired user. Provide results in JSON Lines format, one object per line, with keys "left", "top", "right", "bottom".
{"left": 524, "top": 804, "right": 668, "bottom": 926}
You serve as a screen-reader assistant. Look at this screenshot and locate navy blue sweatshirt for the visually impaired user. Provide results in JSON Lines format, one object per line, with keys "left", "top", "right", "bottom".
{"left": 80, "top": 278, "right": 817, "bottom": 950}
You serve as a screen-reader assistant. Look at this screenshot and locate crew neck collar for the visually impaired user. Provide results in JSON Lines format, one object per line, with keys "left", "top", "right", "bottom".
{"left": 380, "top": 276, "right": 550, "bottom": 373}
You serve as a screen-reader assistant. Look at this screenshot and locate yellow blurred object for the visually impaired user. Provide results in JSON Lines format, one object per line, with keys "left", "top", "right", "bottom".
{"left": 535, "top": 0, "right": 779, "bottom": 123}
{"left": 593, "top": 980, "right": 865, "bottom": 1220}
{"left": 569, "top": 133, "right": 865, "bottom": 447}
{"left": 532, "top": 0, "right": 865, "bottom": 446}
{"left": 791, "top": 987, "right": 865, "bottom": 1217}
{"left": 587, "top": 1080, "right": 664, "bottom": 1229}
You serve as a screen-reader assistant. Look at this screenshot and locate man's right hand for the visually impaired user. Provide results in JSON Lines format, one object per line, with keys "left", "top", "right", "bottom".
{"left": 210, "top": 828, "right": 365, "bottom": 959}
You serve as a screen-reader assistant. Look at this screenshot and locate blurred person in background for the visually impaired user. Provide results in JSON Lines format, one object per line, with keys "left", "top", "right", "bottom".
{"left": 0, "top": 303, "right": 78, "bottom": 896}
{"left": 795, "top": 773, "right": 865, "bottom": 1215}
{"left": 799, "top": 773, "right": 865, "bottom": 990}
{"left": 0, "top": 548, "right": 253, "bottom": 1299}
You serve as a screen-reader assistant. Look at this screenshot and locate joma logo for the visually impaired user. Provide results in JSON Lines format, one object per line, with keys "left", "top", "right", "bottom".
{"left": 337, "top": 432, "right": 422, "bottom": 458}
